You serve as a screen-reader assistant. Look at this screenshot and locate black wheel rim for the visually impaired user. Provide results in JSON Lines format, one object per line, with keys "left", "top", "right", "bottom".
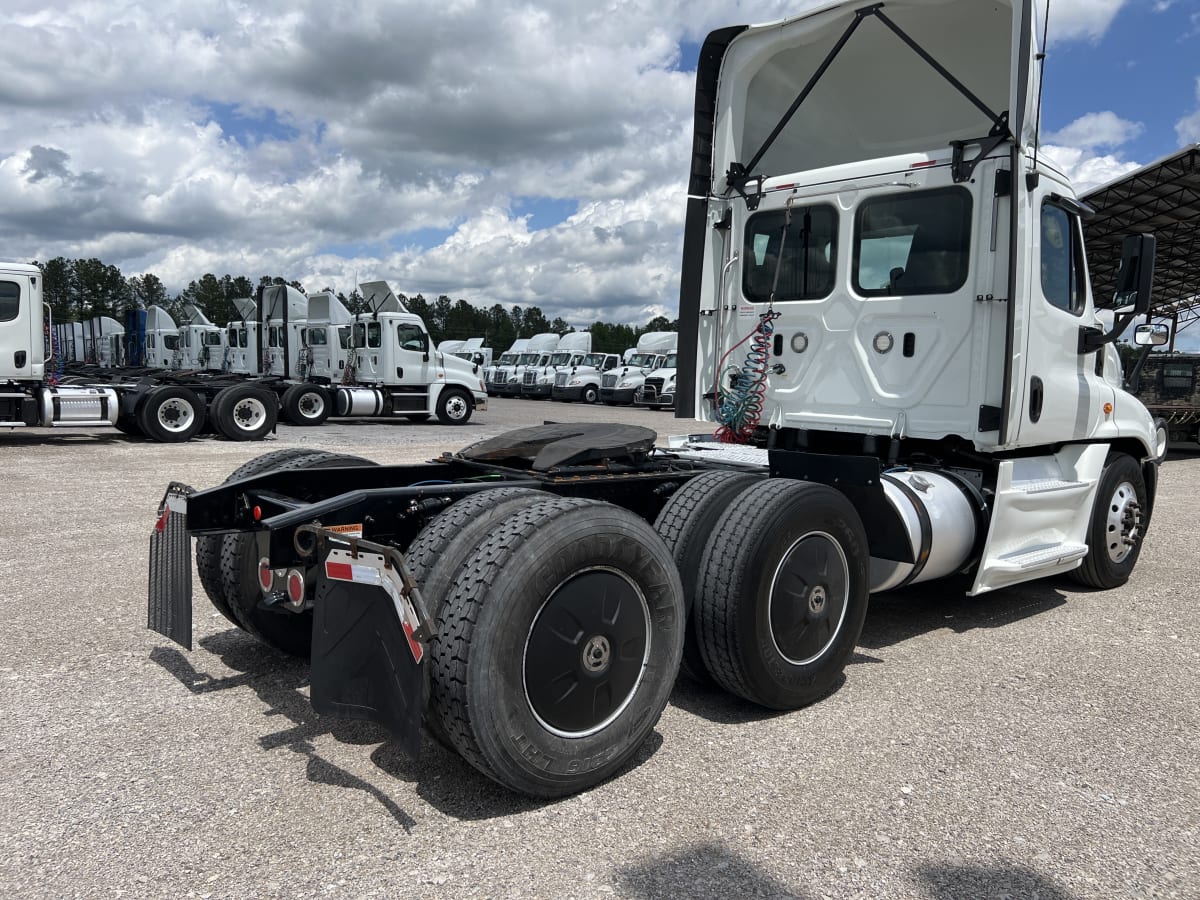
{"left": 523, "top": 567, "right": 650, "bottom": 737}
{"left": 768, "top": 531, "right": 850, "bottom": 666}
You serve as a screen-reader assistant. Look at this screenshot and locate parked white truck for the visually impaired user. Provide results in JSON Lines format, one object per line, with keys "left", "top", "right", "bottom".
{"left": 550, "top": 351, "right": 622, "bottom": 403}
{"left": 599, "top": 331, "right": 676, "bottom": 404}
{"left": 521, "top": 331, "right": 592, "bottom": 398}
{"left": 484, "top": 338, "right": 528, "bottom": 394}
{"left": 491, "top": 332, "right": 560, "bottom": 397}
{"left": 634, "top": 351, "right": 679, "bottom": 410}
{"left": 177, "top": 304, "right": 225, "bottom": 371}
{"left": 149, "top": 0, "right": 1164, "bottom": 800}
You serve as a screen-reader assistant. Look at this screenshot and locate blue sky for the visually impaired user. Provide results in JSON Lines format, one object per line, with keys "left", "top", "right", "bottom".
{"left": 0, "top": 0, "right": 1197, "bottom": 333}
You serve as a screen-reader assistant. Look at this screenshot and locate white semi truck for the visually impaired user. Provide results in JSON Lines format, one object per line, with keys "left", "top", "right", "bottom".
{"left": 520, "top": 331, "right": 592, "bottom": 398}
{"left": 490, "top": 332, "right": 561, "bottom": 397}
{"left": 484, "top": 338, "right": 529, "bottom": 393}
{"left": 599, "top": 331, "right": 677, "bottom": 404}
{"left": 176, "top": 304, "right": 225, "bottom": 371}
{"left": 550, "top": 351, "right": 622, "bottom": 403}
{"left": 149, "top": 0, "right": 1164, "bottom": 799}
{"left": 634, "top": 352, "right": 679, "bottom": 410}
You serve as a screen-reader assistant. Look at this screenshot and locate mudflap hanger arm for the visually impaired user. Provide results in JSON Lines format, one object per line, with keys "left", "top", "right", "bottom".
{"left": 725, "top": 2, "right": 1014, "bottom": 203}
{"left": 296, "top": 526, "right": 433, "bottom": 759}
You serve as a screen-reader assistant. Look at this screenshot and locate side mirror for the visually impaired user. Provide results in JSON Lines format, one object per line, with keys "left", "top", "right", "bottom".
{"left": 1133, "top": 323, "right": 1170, "bottom": 347}
{"left": 1113, "top": 234, "right": 1156, "bottom": 314}
{"left": 1082, "top": 233, "right": 1158, "bottom": 355}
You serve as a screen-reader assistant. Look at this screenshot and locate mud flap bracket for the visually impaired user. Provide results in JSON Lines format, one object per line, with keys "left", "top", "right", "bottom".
{"left": 309, "top": 543, "right": 430, "bottom": 758}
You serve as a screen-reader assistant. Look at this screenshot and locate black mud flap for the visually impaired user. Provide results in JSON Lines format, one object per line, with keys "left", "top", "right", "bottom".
{"left": 148, "top": 482, "right": 195, "bottom": 649}
{"left": 309, "top": 547, "right": 426, "bottom": 758}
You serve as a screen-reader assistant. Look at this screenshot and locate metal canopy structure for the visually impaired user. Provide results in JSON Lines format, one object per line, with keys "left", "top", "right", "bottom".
{"left": 1082, "top": 145, "right": 1200, "bottom": 336}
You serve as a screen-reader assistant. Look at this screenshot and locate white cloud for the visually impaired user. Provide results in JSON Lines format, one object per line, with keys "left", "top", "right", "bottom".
{"left": 1038, "top": 145, "right": 1142, "bottom": 193}
{"left": 1046, "top": 112, "right": 1144, "bottom": 149}
{"left": 1042, "top": 0, "right": 1130, "bottom": 44}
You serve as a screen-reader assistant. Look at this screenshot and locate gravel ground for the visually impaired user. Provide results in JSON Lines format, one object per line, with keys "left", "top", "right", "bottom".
{"left": 1, "top": 399, "right": 1197, "bottom": 899}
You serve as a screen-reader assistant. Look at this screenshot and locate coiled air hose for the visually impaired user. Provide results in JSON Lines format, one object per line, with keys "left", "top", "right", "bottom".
{"left": 713, "top": 310, "right": 780, "bottom": 444}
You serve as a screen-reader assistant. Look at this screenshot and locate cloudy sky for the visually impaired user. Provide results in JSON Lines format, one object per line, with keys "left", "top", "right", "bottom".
{"left": 0, "top": 0, "right": 1196, "bottom": 326}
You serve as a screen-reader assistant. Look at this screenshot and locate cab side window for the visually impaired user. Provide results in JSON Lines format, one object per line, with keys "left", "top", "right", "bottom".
{"left": 0, "top": 282, "right": 21, "bottom": 322}
{"left": 1040, "top": 202, "right": 1087, "bottom": 315}
{"left": 396, "top": 323, "right": 424, "bottom": 352}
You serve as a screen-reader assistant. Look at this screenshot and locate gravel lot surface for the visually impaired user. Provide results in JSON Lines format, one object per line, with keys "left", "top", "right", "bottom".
{"left": 1, "top": 399, "right": 1197, "bottom": 899}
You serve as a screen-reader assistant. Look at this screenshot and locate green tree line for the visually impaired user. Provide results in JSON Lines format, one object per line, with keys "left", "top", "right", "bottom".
{"left": 32, "top": 257, "right": 677, "bottom": 354}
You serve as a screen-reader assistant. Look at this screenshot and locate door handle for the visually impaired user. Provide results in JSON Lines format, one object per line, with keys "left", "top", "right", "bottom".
{"left": 1029, "top": 376, "right": 1043, "bottom": 423}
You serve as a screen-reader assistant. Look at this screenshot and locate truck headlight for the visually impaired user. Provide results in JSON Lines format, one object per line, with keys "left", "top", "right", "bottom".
{"left": 538, "top": 375, "right": 553, "bottom": 385}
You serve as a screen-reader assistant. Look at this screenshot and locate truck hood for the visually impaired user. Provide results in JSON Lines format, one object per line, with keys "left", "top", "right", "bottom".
{"left": 709, "top": 0, "right": 1036, "bottom": 189}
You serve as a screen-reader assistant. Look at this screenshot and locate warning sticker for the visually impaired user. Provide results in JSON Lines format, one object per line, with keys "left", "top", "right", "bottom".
{"left": 325, "top": 523, "right": 364, "bottom": 538}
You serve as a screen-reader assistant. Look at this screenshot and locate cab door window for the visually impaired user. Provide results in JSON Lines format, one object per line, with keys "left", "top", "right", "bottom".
{"left": 0, "top": 282, "right": 18, "bottom": 322}
{"left": 1040, "top": 202, "right": 1087, "bottom": 315}
{"left": 396, "top": 323, "right": 424, "bottom": 352}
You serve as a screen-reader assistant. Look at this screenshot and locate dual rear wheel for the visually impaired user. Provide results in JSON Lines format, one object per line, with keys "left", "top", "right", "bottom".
{"left": 655, "top": 474, "right": 870, "bottom": 708}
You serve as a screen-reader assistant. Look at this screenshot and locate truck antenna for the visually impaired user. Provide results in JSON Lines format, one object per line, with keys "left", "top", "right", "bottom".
{"left": 1031, "top": 0, "right": 1052, "bottom": 171}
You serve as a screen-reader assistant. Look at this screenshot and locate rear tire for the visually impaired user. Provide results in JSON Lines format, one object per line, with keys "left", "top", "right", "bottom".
{"left": 281, "top": 383, "right": 330, "bottom": 426}
{"left": 137, "top": 386, "right": 206, "bottom": 443}
{"left": 213, "top": 385, "right": 277, "bottom": 441}
{"left": 653, "top": 470, "right": 763, "bottom": 684}
{"left": 1070, "top": 453, "right": 1147, "bottom": 589}
{"left": 196, "top": 448, "right": 318, "bottom": 627}
{"left": 431, "top": 499, "right": 684, "bottom": 797}
{"left": 404, "top": 487, "right": 551, "bottom": 743}
{"left": 216, "top": 452, "right": 378, "bottom": 656}
{"left": 696, "top": 479, "right": 869, "bottom": 709}
{"left": 113, "top": 414, "right": 142, "bottom": 436}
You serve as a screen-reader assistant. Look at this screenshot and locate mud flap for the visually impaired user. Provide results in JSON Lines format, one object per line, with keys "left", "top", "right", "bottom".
{"left": 310, "top": 548, "right": 426, "bottom": 758}
{"left": 148, "top": 482, "right": 195, "bottom": 649}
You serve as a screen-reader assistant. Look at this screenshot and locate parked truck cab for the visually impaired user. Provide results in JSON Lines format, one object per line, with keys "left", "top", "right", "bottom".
{"left": 551, "top": 352, "right": 622, "bottom": 403}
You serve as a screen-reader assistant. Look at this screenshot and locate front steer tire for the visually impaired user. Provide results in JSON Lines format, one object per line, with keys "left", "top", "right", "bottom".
{"left": 430, "top": 498, "right": 684, "bottom": 798}
{"left": 1070, "top": 453, "right": 1148, "bottom": 589}
{"left": 435, "top": 388, "right": 472, "bottom": 425}
{"left": 697, "top": 479, "right": 869, "bottom": 710}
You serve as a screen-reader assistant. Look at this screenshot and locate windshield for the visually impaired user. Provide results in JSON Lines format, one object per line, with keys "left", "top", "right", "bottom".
{"left": 580, "top": 353, "right": 606, "bottom": 367}
{"left": 163, "top": 334, "right": 179, "bottom": 350}
{"left": 662, "top": 353, "right": 677, "bottom": 368}
{"left": 627, "top": 353, "right": 655, "bottom": 367}
{"left": 516, "top": 353, "right": 540, "bottom": 365}
{"left": 203, "top": 332, "right": 222, "bottom": 346}
{"left": 498, "top": 353, "right": 515, "bottom": 364}
{"left": 548, "top": 352, "right": 572, "bottom": 366}
{"left": 307, "top": 327, "right": 327, "bottom": 346}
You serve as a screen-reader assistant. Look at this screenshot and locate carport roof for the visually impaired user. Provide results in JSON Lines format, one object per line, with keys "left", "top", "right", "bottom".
{"left": 1082, "top": 145, "right": 1200, "bottom": 331}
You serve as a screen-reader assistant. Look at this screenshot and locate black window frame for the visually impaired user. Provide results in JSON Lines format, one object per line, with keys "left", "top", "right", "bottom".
{"left": 1039, "top": 200, "right": 1088, "bottom": 317}
{"left": 0, "top": 281, "right": 18, "bottom": 324}
{"left": 853, "top": 186, "right": 974, "bottom": 297}
{"left": 741, "top": 203, "right": 839, "bottom": 304}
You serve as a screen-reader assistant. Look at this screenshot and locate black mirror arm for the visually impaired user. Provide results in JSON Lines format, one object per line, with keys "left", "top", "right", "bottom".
{"left": 1078, "top": 309, "right": 1139, "bottom": 354}
{"left": 1124, "top": 343, "right": 1154, "bottom": 393}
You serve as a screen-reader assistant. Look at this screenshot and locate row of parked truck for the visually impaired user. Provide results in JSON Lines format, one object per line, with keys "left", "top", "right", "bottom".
{"left": 2, "top": 277, "right": 489, "bottom": 441}
{"left": 483, "top": 330, "right": 680, "bottom": 409}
